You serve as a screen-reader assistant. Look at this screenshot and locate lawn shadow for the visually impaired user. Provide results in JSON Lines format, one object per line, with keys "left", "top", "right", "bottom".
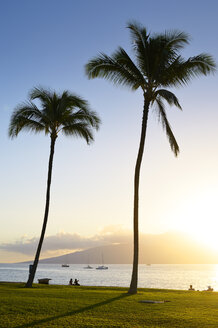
{"left": 15, "top": 292, "right": 130, "bottom": 328}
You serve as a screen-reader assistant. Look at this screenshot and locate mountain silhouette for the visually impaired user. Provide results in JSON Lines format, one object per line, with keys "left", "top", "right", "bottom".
{"left": 38, "top": 232, "right": 218, "bottom": 264}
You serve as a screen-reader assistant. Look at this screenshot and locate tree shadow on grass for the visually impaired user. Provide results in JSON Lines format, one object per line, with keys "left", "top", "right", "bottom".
{"left": 15, "top": 293, "right": 130, "bottom": 328}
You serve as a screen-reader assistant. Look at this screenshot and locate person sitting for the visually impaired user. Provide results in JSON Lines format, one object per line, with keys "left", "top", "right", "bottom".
{"left": 188, "top": 285, "right": 195, "bottom": 291}
{"left": 69, "top": 278, "right": 73, "bottom": 285}
{"left": 73, "top": 278, "right": 80, "bottom": 286}
{"left": 207, "top": 286, "right": 213, "bottom": 291}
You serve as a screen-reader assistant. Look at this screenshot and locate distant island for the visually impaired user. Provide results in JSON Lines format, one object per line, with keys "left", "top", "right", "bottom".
{"left": 24, "top": 232, "right": 218, "bottom": 265}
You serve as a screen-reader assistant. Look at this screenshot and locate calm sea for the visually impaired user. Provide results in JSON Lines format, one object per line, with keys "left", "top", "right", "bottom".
{"left": 1, "top": 263, "right": 218, "bottom": 291}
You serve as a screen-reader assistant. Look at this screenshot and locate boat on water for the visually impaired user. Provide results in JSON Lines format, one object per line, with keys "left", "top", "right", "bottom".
{"left": 62, "top": 254, "right": 70, "bottom": 267}
{"left": 96, "top": 265, "right": 108, "bottom": 270}
{"left": 96, "top": 253, "right": 108, "bottom": 270}
{"left": 84, "top": 256, "right": 93, "bottom": 269}
{"left": 84, "top": 264, "right": 93, "bottom": 269}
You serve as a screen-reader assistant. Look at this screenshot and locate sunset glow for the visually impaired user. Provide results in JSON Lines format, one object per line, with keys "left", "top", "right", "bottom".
{"left": 173, "top": 188, "right": 218, "bottom": 250}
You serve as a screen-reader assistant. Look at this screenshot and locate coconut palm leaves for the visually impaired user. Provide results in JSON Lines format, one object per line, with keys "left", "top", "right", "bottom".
{"left": 9, "top": 88, "right": 100, "bottom": 141}
{"left": 85, "top": 21, "right": 216, "bottom": 294}
{"left": 9, "top": 87, "right": 100, "bottom": 287}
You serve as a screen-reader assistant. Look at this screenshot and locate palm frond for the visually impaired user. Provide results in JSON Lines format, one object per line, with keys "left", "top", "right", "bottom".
{"left": 61, "top": 110, "right": 101, "bottom": 131}
{"left": 185, "top": 53, "right": 216, "bottom": 75}
{"left": 85, "top": 51, "right": 142, "bottom": 90}
{"left": 161, "top": 53, "right": 216, "bottom": 87}
{"left": 127, "top": 21, "right": 149, "bottom": 49}
{"left": 62, "top": 123, "right": 94, "bottom": 144}
{"left": 9, "top": 115, "right": 45, "bottom": 137}
{"left": 10, "top": 102, "right": 43, "bottom": 120}
{"left": 9, "top": 102, "right": 46, "bottom": 138}
{"left": 127, "top": 21, "right": 151, "bottom": 80}
{"left": 81, "top": 110, "right": 101, "bottom": 130}
{"left": 113, "top": 47, "right": 145, "bottom": 88}
{"left": 159, "top": 30, "right": 190, "bottom": 50}
{"left": 29, "top": 87, "right": 53, "bottom": 103}
{"left": 64, "top": 93, "right": 89, "bottom": 109}
{"left": 154, "top": 89, "right": 182, "bottom": 110}
{"left": 155, "top": 97, "right": 179, "bottom": 156}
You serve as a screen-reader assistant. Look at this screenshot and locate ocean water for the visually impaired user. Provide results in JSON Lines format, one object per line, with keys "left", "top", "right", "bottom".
{"left": 1, "top": 263, "right": 218, "bottom": 291}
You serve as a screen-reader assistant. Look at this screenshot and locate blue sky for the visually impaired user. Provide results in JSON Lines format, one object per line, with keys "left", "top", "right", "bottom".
{"left": 0, "top": 0, "right": 218, "bottom": 262}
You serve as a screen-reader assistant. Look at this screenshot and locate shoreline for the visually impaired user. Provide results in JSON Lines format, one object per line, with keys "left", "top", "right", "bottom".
{"left": 0, "top": 281, "right": 216, "bottom": 293}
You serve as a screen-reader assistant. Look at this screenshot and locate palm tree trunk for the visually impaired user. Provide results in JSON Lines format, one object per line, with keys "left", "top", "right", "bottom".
{"left": 128, "top": 96, "right": 149, "bottom": 294}
{"left": 25, "top": 135, "right": 57, "bottom": 288}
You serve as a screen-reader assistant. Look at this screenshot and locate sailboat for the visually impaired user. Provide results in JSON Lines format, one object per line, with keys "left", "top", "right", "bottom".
{"left": 84, "top": 255, "right": 93, "bottom": 269}
{"left": 96, "top": 253, "right": 108, "bottom": 270}
{"left": 84, "top": 264, "right": 93, "bottom": 269}
{"left": 61, "top": 254, "right": 70, "bottom": 267}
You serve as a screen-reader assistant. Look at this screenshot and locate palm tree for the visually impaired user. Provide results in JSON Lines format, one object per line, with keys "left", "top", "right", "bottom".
{"left": 9, "top": 87, "right": 101, "bottom": 287}
{"left": 85, "top": 22, "right": 216, "bottom": 294}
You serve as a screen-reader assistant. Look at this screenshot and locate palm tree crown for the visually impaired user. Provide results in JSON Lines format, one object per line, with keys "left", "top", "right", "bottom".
{"left": 86, "top": 22, "right": 215, "bottom": 155}
{"left": 9, "top": 87, "right": 100, "bottom": 142}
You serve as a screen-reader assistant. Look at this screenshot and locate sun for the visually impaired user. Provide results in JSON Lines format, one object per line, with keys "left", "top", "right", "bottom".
{"left": 173, "top": 188, "right": 218, "bottom": 251}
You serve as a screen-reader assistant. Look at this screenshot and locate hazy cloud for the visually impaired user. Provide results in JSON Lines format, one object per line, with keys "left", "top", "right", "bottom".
{"left": 0, "top": 226, "right": 132, "bottom": 256}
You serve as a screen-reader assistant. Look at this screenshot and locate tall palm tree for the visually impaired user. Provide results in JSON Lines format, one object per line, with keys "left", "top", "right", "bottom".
{"left": 9, "top": 87, "right": 101, "bottom": 288}
{"left": 85, "top": 22, "right": 216, "bottom": 294}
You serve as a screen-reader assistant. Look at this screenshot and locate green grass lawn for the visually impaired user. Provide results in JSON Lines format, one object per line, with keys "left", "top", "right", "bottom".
{"left": 1, "top": 283, "right": 218, "bottom": 328}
